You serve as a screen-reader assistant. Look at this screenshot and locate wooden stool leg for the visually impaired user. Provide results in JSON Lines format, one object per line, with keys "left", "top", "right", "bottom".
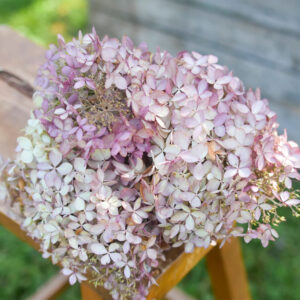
{"left": 206, "top": 237, "right": 251, "bottom": 300}
{"left": 81, "top": 283, "right": 104, "bottom": 300}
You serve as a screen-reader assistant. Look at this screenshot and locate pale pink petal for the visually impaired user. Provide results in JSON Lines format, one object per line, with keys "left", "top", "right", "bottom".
{"left": 193, "top": 163, "right": 205, "bottom": 180}
{"left": 74, "top": 81, "right": 85, "bottom": 89}
{"left": 89, "top": 224, "right": 105, "bottom": 235}
{"left": 254, "top": 208, "right": 261, "bottom": 220}
{"left": 45, "top": 170, "right": 58, "bottom": 187}
{"left": 57, "top": 162, "right": 72, "bottom": 175}
{"left": 228, "top": 153, "right": 239, "bottom": 167}
{"left": 223, "top": 138, "right": 239, "bottom": 150}
{"left": 126, "top": 232, "right": 142, "bottom": 244}
{"left": 124, "top": 265, "right": 131, "bottom": 278}
{"left": 216, "top": 75, "right": 232, "bottom": 85}
{"left": 86, "top": 79, "right": 96, "bottom": 90}
{"left": 170, "top": 224, "right": 180, "bottom": 238}
{"left": 207, "top": 179, "right": 220, "bottom": 191}
{"left": 215, "top": 125, "right": 225, "bottom": 137}
{"left": 214, "top": 113, "right": 227, "bottom": 127}
{"left": 147, "top": 248, "right": 157, "bottom": 260}
{"left": 280, "top": 191, "right": 289, "bottom": 202}
{"left": 69, "top": 274, "right": 77, "bottom": 285}
{"left": 284, "top": 199, "right": 300, "bottom": 206}
{"left": 171, "top": 212, "right": 188, "bottom": 222}
{"left": 132, "top": 213, "right": 142, "bottom": 224}
{"left": 114, "top": 75, "right": 127, "bottom": 89}
{"left": 62, "top": 268, "right": 73, "bottom": 276}
{"left": 180, "top": 150, "right": 198, "bottom": 163}
{"left": 238, "top": 168, "right": 251, "bottom": 178}
{"left": 74, "top": 157, "right": 86, "bottom": 173}
{"left": 110, "top": 253, "right": 122, "bottom": 262}
{"left": 37, "top": 163, "right": 52, "bottom": 170}
{"left": 90, "top": 243, "right": 107, "bottom": 255}
{"left": 236, "top": 103, "right": 249, "bottom": 114}
{"left": 224, "top": 168, "right": 238, "bottom": 178}
{"left": 123, "top": 241, "right": 130, "bottom": 254}
{"left": 197, "top": 79, "right": 208, "bottom": 94}
{"left": 136, "top": 210, "right": 148, "bottom": 219}
{"left": 21, "top": 150, "right": 33, "bottom": 164}
{"left": 101, "top": 254, "right": 111, "bottom": 265}
{"left": 102, "top": 47, "right": 117, "bottom": 61}
{"left": 49, "top": 150, "right": 62, "bottom": 167}
{"left": 185, "top": 215, "right": 195, "bottom": 230}
{"left": 122, "top": 202, "right": 133, "bottom": 212}
{"left": 73, "top": 197, "right": 85, "bottom": 211}
{"left": 252, "top": 101, "right": 264, "bottom": 114}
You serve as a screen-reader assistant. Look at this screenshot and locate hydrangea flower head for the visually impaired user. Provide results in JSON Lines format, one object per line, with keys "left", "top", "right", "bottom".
{"left": 1, "top": 29, "right": 299, "bottom": 299}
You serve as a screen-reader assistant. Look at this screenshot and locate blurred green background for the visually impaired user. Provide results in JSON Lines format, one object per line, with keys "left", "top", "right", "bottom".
{"left": 0, "top": 1, "right": 299, "bottom": 299}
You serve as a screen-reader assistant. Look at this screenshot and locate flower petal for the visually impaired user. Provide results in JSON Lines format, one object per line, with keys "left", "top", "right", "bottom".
{"left": 21, "top": 150, "right": 33, "bottom": 164}
{"left": 18, "top": 137, "right": 32, "bottom": 150}
{"left": 185, "top": 215, "right": 195, "bottom": 230}
{"left": 238, "top": 168, "right": 251, "bottom": 178}
{"left": 74, "top": 157, "right": 86, "bottom": 173}
{"left": 90, "top": 243, "right": 107, "bottom": 255}
{"left": 114, "top": 75, "right": 127, "bottom": 90}
{"left": 49, "top": 150, "right": 62, "bottom": 167}
{"left": 57, "top": 162, "right": 73, "bottom": 175}
{"left": 73, "top": 197, "right": 85, "bottom": 211}
{"left": 224, "top": 168, "right": 238, "bottom": 178}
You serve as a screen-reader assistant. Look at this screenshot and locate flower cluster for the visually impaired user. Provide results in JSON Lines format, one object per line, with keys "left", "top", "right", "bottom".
{"left": 1, "top": 29, "right": 300, "bottom": 299}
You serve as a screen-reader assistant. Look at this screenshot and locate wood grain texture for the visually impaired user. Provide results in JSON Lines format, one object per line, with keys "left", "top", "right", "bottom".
{"left": 0, "top": 25, "right": 44, "bottom": 158}
{"left": 177, "top": 0, "right": 300, "bottom": 35}
{"left": 0, "top": 80, "right": 33, "bottom": 158}
{"left": 0, "top": 26, "right": 45, "bottom": 86}
{"left": 147, "top": 245, "right": 213, "bottom": 299}
{"left": 206, "top": 238, "right": 251, "bottom": 300}
{"left": 81, "top": 283, "right": 104, "bottom": 300}
{"left": 91, "top": 0, "right": 300, "bottom": 74}
{"left": 28, "top": 273, "right": 69, "bottom": 300}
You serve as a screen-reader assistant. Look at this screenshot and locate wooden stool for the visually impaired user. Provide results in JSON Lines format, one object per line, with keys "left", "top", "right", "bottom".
{"left": 0, "top": 26, "right": 251, "bottom": 300}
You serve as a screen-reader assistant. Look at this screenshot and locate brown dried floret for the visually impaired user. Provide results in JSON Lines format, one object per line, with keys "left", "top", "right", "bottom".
{"left": 79, "top": 72, "right": 133, "bottom": 130}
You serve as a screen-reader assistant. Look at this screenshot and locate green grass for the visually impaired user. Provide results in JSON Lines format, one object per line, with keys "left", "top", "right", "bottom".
{"left": 0, "top": 1, "right": 299, "bottom": 299}
{"left": 0, "top": 226, "right": 81, "bottom": 300}
{"left": 0, "top": 0, "right": 87, "bottom": 46}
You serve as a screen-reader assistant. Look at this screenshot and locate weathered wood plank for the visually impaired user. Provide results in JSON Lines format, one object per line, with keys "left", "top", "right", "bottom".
{"left": 0, "top": 25, "right": 45, "bottom": 87}
{"left": 177, "top": 0, "right": 300, "bottom": 36}
{"left": 147, "top": 245, "right": 213, "bottom": 299}
{"left": 91, "top": 0, "right": 300, "bottom": 74}
{"left": 28, "top": 273, "right": 70, "bottom": 300}
{"left": 81, "top": 283, "right": 104, "bottom": 300}
{"left": 0, "top": 81, "right": 32, "bottom": 158}
{"left": 90, "top": 11, "right": 300, "bottom": 143}
{"left": 0, "top": 26, "right": 45, "bottom": 158}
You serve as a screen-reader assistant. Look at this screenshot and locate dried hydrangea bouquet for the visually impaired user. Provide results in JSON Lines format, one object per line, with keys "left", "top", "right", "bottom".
{"left": 1, "top": 29, "right": 300, "bottom": 299}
